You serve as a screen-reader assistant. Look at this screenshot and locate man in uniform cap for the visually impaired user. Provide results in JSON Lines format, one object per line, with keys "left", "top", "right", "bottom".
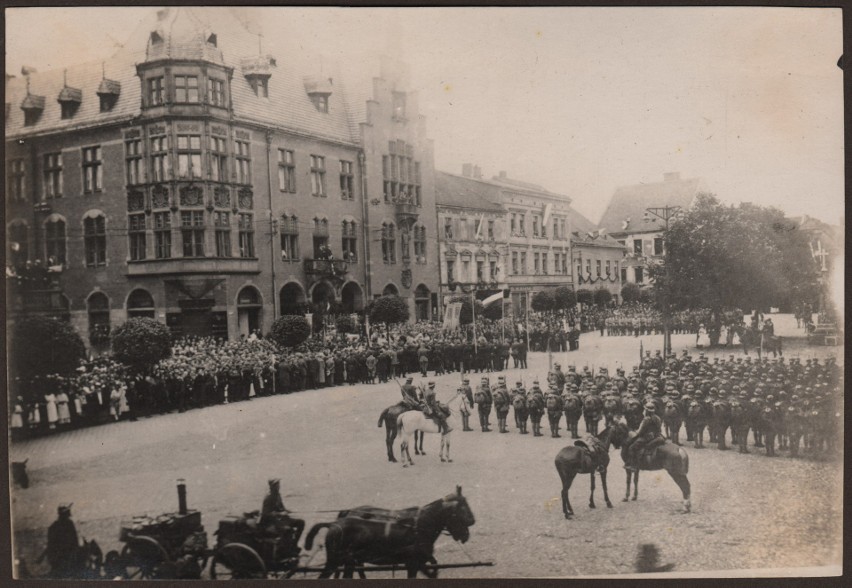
{"left": 623, "top": 402, "right": 663, "bottom": 472}
{"left": 423, "top": 381, "right": 452, "bottom": 434}
{"left": 400, "top": 377, "right": 420, "bottom": 410}
{"left": 492, "top": 378, "right": 511, "bottom": 433}
{"left": 260, "top": 479, "right": 305, "bottom": 551}
{"left": 474, "top": 377, "right": 493, "bottom": 432}
{"left": 459, "top": 378, "right": 474, "bottom": 431}
{"left": 39, "top": 504, "right": 79, "bottom": 578}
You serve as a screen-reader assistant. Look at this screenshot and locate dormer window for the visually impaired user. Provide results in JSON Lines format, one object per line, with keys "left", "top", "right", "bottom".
{"left": 393, "top": 91, "right": 406, "bottom": 119}
{"left": 150, "top": 31, "right": 163, "bottom": 45}
{"left": 207, "top": 33, "right": 217, "bottom": 47}
{"left": 249, "top": 77, "right": 268, "bottom": 98}
{"left": 58, "top": 87, "right": 82, "bottom": 119}
{"left": 311, "top": 94, "right": 328, "bottom": 113}
{"left": 21, "top": 94, "right": 45, "bottom": 126}
{"left": 97, "top": 79, "right": 121, "bottom": 112}
{"left": 304, "top": 76, "right": 333, "bottom": 113}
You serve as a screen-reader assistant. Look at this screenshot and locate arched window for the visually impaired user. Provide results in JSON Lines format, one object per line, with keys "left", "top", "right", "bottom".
{"left": 7, "top": 221, "right": 28, "bottom": 267}
{"left": 44, "top": 217, "right": 67, "bottom": 265}
{"left": 127, "top": 289, "right": 155, "bottom": 319}
{"left": 280, "top": 214, "right": 299, "bottom": 260}
{"left": 341, "top": 220, "right": 357, "bottom": 262}
{"left": 313, "top": 216, "right": 329, "bottom": 258}
{"left": 87, "top": 292, "right": 110, "bottom": 343}
{"left": 84, "top": 213, "right": 107, "bottom": 267}
{"left": 381, "top": 222, "right": 396, "bottom": 264}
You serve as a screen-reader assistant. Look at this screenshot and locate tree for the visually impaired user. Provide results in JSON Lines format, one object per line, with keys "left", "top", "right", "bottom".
{"left": 651, "top": 193, "right": 821, "bottom": 312}
{"left": 553, "top": 286, "right": 577, "bottom": 310}
{"left": 594, "top": 287, "right": 612, "bottom": 307}
{"left": 621, "top": 282, "right": 641, "bottom": 305}
{"left": 11, "top": 316, "right": 86, "bottom": 380}
{"left": 576, "top": 288, "right": 593, "bottom": 306}
{"left": 335, "top": 315, "right": 356, "bottom": 334}
{"left": 639, "top": 287, "right": 656, "bottom": 305}
{"left": 269, "top": 315, "right": 312, "bottom": 348}
{"left": 531, "top": 289, "right": 556, "bottom": 313}
{"left": 369, "top": 295, "right": 410, "bottom": 326}
{"left": 112, "top": 318, "right": 172, "bottom": 374}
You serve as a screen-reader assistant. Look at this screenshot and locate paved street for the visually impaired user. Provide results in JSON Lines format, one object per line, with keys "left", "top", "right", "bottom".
{"left": 10, "top": 314, "right": 843, "bottom": 578}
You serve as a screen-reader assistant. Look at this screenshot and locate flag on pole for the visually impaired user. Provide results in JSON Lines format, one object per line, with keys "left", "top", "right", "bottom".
{"left": 474, "top": 213, "right": 485, "bottom": 239}
{"left": 640, "top": 339, "right": 644, "bottom": 364}
{"left": 543, "top": 202, "right": 553, "bottom": 226}
{"left": 481, "top": 291, "right": 503, "bottom": 307}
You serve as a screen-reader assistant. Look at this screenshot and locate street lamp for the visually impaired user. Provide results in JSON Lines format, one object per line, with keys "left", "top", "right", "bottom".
{"left": 643, "top": 205, "right": 682, "bottom": 357}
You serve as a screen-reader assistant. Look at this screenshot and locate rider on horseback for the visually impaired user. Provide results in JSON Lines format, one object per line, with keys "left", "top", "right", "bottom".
{"left": 623, "top": 402, "right": 663, "bottom": 472}
{"left": 400, "top": 377, "right": 420, "bottom": 410}
{"left": 422, "top": 381, "right": 452, "bottom": 434}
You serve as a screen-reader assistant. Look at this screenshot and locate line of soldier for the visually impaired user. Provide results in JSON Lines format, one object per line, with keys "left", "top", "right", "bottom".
{"left": 449, "top": 351, "right": 842, "bottom": 460}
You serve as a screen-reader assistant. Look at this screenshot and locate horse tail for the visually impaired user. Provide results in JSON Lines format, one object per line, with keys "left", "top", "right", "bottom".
{"left": 396, "top": 412, "right": 406, "bottom": 433}
{"left": 304, "top": 522, "right": 332, "bottom": 551}
{"left": 378, "top": 407, "right": 390, "bottom": 428}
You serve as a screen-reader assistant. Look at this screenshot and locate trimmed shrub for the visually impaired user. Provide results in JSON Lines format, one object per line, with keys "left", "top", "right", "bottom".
{"left": 111, "top": 318, "right": 172, "bottom": 374}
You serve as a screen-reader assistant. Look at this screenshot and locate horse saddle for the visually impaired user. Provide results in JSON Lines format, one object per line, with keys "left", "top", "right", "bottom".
{"left": 637, "top": 437, "right": 667, "bottom": 468}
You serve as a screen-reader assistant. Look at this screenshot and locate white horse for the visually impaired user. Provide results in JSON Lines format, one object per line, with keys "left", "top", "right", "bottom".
{"left": 396, "top": 392, "right": 466, "bottom": 467}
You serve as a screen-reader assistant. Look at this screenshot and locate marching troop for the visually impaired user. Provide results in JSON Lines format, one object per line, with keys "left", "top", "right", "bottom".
{"left": 428, "top": 349, "right": 842, "bottom": 462}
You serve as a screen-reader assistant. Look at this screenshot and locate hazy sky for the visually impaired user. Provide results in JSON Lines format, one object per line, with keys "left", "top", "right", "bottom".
{"left": 6, "top": 7, "right": 844, "bottom": 225}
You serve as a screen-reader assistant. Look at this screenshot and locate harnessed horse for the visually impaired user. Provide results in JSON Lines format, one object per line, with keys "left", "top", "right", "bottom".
{"left": 396, "top": 392, "right": 465, "bottom": 467}
{"left": 303, "top": 486, "right": 475, "bottom": 579}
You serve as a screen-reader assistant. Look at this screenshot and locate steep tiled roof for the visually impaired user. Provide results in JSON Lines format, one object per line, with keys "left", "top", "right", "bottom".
{"left": 6, "top": 7, "right": 361, "bottom": 145}
{"left": 435, "top": 171, "right": 506, "bottom": 213}
{"left": 565, "top": 207, "right": 597, "bottom": 235}
{"left": 570, "top": 231, "right": 625, "bottom": 249}
{"left": 598, "top": 175, "right": 703, "bottom": 235}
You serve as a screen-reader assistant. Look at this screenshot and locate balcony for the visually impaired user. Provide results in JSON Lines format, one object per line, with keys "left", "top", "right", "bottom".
{"left": 126, "top": 257, "right": 260, "bottom": 276}
{"left": 394, "top": 201, "right": 419, "bottom": 227}
{"left": 303, "top": 258, "right": 348, "bottom": 280}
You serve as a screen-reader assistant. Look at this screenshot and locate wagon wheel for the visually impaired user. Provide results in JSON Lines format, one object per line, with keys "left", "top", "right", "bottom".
{"left": 120, "top": 536, "right": 173, "bottom": 579}
{"left": 210, "top": 543, "right": 267, "bottom": 579}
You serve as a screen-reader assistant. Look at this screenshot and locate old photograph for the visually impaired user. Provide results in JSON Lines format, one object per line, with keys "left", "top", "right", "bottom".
{"left": 5, "top": 5, "right": 844, "bottom": 580}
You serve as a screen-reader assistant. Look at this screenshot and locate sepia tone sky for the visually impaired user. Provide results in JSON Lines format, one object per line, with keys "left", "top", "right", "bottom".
{"left": 5, "top": 7, "right": 844, "bottom": 225}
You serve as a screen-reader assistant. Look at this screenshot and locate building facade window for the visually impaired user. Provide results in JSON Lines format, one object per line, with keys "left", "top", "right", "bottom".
{"left": 510, "top": 213, "right": 517, "bottom": 234}
{"left": 532, "top": 216, "right": 540, "bottom": 237}
{"left": 476, "top": 260, "right": 485, "bottom": 281}
{"left": 82, "top": 146, "right": 103, "bottom": 193}
{"left": 312, "top": 217, "right": 329, "bottom": 257}
{"left": 381, "top": 222, "right": 396, "bottom": 264}
{"left": 151, "top": 135, "right": 169, "bottom": 182}
{"left": 249, "top": 77, "right": 268, "bottom": 98}
{"left": 585, "top": 259, "right": 591, "bottom": 275}
{"left": 181, "top": 211, "right": 205, "bottom": 257}
{"left": 128, "top": 213, "right": 146, "bottom": 261}
{"left": 43, "top": 153, "right": 62, "bottom": 199}
{"left": 414, "top": 225, "right": 427, "bottom": 264}
{"left": 280, "top": 215, "right": 299, "bottom": 261}
{"left": 277, "top": 149, "right": 295, "bottom": 192}
{"left": 125, "top": 139, "right": 143, "bottom": 185}
{"left": 147, "top": 76, "right": 164, "bottom": 105}
{"left": 552, "top": 218, "right": 559, "bottom": 240}
{"left": 177, "top": 135, "right": 202, "bottom": 179}
{"left": 8, "top": 223, "right": 28, "bottom": 266}
{"left": 542, "top": 252, "right": 548, "bottom": 274}
{"left": 339, "top": 160, "right": 354, "bottom": 200}
{"left": 654, "top": 237, "right": 664, "bottom": 256}
{"left": 174, "top": 75, "right": 199, "bottom": 103}
{"left": 596, "top": 259, "right": 602, "bottom": 276}
{"left": 561, "top": 254, "right": 568, "bottom": 275}
{"left": 487, "top": 220, "right": 495, "bottom": 240}
{"left": 621, "top": 267, "right": 627, "bottom": 283}
{"left": 61, "top": 100, "right": 79, "bottom": 120}
{"left": 384, "top": 141, "right": 420, "bottom": 205}
{"left": 310, "top": 94, "right": 328, "bottom": 113}
{"left": 310, "top": 154, "right": 326, "bottom": 196}
{"left": 9, "top": 159, "right": 26, "bottom": 202}
{"left": 444, "top": 217, "right": 453, "bottom": 240}
{"left": 606, "top": 260, "right": 611, "bottom": 275}
{"left": 154, "top": 212, "right": 171, "bottom": 258}
{"left": 84, "top": 215, "right": 107, "bottom": 267}
{"left": 341, "top": 220, "right": 357, "bottom": 262}
{"left": 634, "top": 267, "right": 644, "bottom": 283}
{"left": 520, "top": 252, "right": 527, "bottom": 274}
{"left": 511, "top": 251, "right": 518, "bottom": 275}
{"left": 238, "top": 213, "right": 254, "bottom": 258}
{"left": 633, "top": 239, "right": 643, "bottom": 255}
{"left": 554, "top": 252, "right": 561, "bottom": 274}
{"left": 519, "top": 214, "right": 526, "bottom": 236}
{"left": 214, "top": 211, "right": 231, "bottom": 257}
{"left": 45, "top": 219, "right": 67, "bottom": 265}
{"left": 208, "top": 78, "right": 226, "bottom": 107}
{"left": 446, "top": 259, "right": 455, "bottom": 282}
{"left": 127, "top": 289, "right": 155, "bottom": 319}
{"left": 87, "top": 292, "right": 110, "bottom": 340}
{"left": 490, "top": 260, "right": 498, "bottom": 280}
{"left": 235, "top": 140, "right": 251, "bottom": 184}
{"left": 210, "top": 136, "right": 228, "bottom": 182}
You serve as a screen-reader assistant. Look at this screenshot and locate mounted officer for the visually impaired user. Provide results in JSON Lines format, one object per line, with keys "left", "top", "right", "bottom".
{"left": 422, "top": 381, "right": 452, "bottom": 433}
{"left": 399, "top": 377, "right": 420, "bottom": 411}
{"left": 474, "top": 377, "right": 493, "bottom": 432}
{"left": 492, "top": 376, "right": 511, "bottom": 433}
{"left": 623, "top": 402, "right": 663, "bottom": 472}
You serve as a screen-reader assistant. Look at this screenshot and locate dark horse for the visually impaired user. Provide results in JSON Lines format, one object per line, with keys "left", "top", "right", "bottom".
{"left": 737, "top": 326, "right": 782, "bottom": 359}
{"left": 554, "top": 426, "right": 618, "bottom": 519}
{"left": 377, "top": 403, "right": 423, "bottom": 463}
{"left": 609, "top": 421, "right": 691, "bottom": 512}
{"left": 303, "top": 486, "right": 475, "bottom": 579}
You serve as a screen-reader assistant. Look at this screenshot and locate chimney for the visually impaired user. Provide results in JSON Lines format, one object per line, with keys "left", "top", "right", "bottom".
{"left": 177, "top": 479, "right": 187, "bottom": 514}
{"left": 462, "top": 163, "right": 473, "bottom": 178}
{"left": 498, "top": 170, "right": 507, "bottom": 180}
{"left": 663, "top": 172, "right": 680, "bottom": 182}
{"left": 473, "top": 165, "right": 482, "bottom": 180}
